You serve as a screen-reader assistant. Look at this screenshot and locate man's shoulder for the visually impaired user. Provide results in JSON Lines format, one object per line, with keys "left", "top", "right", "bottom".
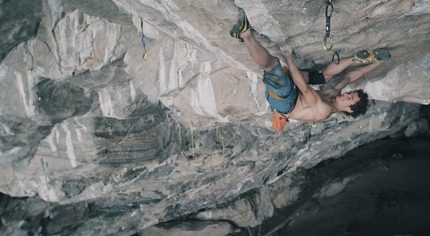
{"left": 317, "top": 88, "right": 340, "bottom": 99}
{"left": 315, "top": 99, "right": 333, "bottom": 119}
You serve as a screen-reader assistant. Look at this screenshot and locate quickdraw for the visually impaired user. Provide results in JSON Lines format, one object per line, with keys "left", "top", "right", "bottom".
{"left": 323, "top": 0, "right": 334, "bottom": 51}
{"left": 323, "top": 1, "right": 341, "bottom": 65}
{"left": 190, "top": 124, "right": 195, "bottom": 157}
{"left": 40, "top": 159, "right": 54, "bottom": 219}
{"left": 140, "top": 18, "right": 148, "bottom": 61}
{"left": 158, "top": 101, "right": 163, "bottom": 124}
{"left": 332, "top": 50, "right": 340, "bottom": 64}
{"left": 108, "top": 122, "right": 112, "bottom": 135}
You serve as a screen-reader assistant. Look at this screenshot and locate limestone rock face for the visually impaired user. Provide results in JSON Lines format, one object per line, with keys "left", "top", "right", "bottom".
{"left": 0, "top": 0, "right": 429, "bottom": 235}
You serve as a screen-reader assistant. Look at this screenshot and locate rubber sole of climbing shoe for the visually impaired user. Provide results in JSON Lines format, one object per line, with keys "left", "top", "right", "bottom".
{"left": 353, "top": 48, "right": 391, "bottom": 63}
{"left": 230, "top": 8, "right": 251, "bottom": 42}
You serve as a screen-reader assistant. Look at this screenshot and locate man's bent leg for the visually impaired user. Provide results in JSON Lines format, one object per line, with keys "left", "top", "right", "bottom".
{"left": 344, "top": 60, "right": 384, "bottom": 82}
{"left": 241, "top": 30, "right": 278, "bottom": 71}
{"left": 322, "top": 57, "right": 357, "bottom": 81}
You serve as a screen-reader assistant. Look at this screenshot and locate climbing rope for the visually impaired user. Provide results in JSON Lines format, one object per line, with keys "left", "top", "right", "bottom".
{"left": 140, "top": 18, "right": 148, "bottom": 61}
{"left": 40, "top": 159, "right": 54, "bottom": 219}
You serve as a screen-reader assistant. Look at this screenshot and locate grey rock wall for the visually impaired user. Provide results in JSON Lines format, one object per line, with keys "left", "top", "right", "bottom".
{"left": 1, "top": 0, "right": 430, "bottom": 235}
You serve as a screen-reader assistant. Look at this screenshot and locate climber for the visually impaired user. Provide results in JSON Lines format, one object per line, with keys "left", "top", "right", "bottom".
{"left": 230, "top": 8, "right": 391, "bottom": 130}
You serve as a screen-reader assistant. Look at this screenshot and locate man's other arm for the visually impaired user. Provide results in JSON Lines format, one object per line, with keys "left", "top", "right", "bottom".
{"left": 280, "top": 49, "right": 320, "bottom": 105}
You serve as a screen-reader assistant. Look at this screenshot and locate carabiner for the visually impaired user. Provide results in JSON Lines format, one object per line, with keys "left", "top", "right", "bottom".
{"left": 141, "top": 35, "right": 148, "bottom": 61}
{"left": 142, "top": 50, "right": 148, "bottom": 61}
{"left": 141, "top": 19, "right": 148, "bottom": 61}
{"left": 323, "top": 37, "right": 333, "bottom": 51}
{"left": 325, "top": 2, "right": 334, "bottom": 18}
{"left": 332, "top": 50, "right": 340, "bottom": 64}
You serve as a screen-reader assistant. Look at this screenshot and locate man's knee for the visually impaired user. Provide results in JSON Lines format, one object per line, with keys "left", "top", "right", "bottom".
{"left": 262, "top": 57, "right": 279, "bottom": 71}
{"left": 323, "top": 73, "right": 332, "bottom": 80}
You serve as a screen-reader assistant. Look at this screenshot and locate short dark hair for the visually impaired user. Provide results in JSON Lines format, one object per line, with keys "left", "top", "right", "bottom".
{"left": 343, "top": 89, "right": 369, "bottom": 118}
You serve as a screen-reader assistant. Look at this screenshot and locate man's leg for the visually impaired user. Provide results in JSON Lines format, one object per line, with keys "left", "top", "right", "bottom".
{"left": 241, "top": 30, "right": 310, "bottom": 83}
{"left": 344, "top": 60, "right": 384, "bottom": 82}
{"left": 322, "top": 49, "right": 390, "bottom": 81}
{"left": 241, "top": 30, "right": 278, "bottom": 71}
{"left": 322, "top": 57, "right": 357, "bottom": 81}
{"left": 331, "top": 60, "right": 385, "bottom": 90}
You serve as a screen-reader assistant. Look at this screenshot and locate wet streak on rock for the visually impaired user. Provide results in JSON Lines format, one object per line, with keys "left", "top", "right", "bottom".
{"left": 41, "top": 202, "right": 89, "bottom": 235}
{"left": 61, "top": 178, "right": 99, "bottom": 198}
{"left": 144, "top": 165, "right": 175, "bottom": 179}
{"left": 94, "top": 105, "right": 184, "bottom": 166}
{"left": 0, "top": 0, "right": 43, "bottom": 62}
{"left": 0, "top": 116, "right": 53, "bottom": 151}
{"left": 0, "top": 116, "right": 54, "bottom": 170}
{"left": 194, "top": 124, "right": 258, "bottom": 158}
{"left": 0, "top": 77, "right": 97, "bottom": 169}
{"left": 36, "top": 78, "right": 93, "bottom": 123}
{"left": 61, "top": 0, "right": 132, "bottom": 25}
{"left": 68, "top": 59, "right": 132, "bottom": 90}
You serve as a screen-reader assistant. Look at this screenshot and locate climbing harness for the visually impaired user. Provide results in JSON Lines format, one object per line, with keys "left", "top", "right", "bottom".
{"left": 158, "top": 101, "right": 163, "bottom": 124}
{"left": 40, "top": 159, "right": 54, "bottom": 219}
{"left": 140, "top": 18, "right": 148, "bottom": 61}
{"left": 323, "top": 0, "right": 334, "bottom": 51}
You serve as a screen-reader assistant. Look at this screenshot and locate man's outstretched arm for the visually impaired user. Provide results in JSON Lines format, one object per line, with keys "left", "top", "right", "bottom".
{"left": 280, "top": 49, "right": 320, "bottom": 105}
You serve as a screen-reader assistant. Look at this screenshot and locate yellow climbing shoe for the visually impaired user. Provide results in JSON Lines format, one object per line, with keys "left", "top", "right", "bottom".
{"left": 230, "top": 8, "right": 251, "bottom": 42}
{"left": 353, "top": 48, "right": 391, "bottom": 63}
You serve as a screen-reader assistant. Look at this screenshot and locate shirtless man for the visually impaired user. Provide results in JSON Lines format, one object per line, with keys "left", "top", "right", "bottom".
{"left": 230, "top": 8, "right": 390, "bottom": 124}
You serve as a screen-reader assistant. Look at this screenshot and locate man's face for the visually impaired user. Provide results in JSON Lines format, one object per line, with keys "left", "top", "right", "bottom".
{"left": 336, "top": 91, "right": 360, "bottom": 112}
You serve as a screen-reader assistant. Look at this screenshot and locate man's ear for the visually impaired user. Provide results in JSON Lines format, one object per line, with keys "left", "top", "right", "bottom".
{"left": 346, "top": 107, "right": 353, "bottom": 113}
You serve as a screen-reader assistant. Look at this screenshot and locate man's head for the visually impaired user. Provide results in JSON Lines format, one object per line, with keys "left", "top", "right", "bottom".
{"left": 335, "top": 89, "right": 369, "bottom": 118}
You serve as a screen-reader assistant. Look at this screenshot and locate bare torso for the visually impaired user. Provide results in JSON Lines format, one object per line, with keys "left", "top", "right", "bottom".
{"left": 288, "top": 88, "right": 341, "bottom": 122}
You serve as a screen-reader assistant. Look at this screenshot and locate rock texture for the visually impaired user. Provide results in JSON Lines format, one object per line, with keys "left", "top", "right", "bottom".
{"left": 1, "top": 0, "right": 430, "bottom": 235}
